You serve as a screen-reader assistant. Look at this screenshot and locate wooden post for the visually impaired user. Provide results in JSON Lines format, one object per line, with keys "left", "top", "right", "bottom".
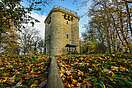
{"left": 47, "top": 56, "right": 64, "bottom": 88}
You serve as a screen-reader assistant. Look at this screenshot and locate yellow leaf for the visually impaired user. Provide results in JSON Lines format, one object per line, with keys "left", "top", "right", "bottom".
{"left": 119, "top": 66, "right": 126, "bottom": 71}
{"left": 72, "top": 79, "right": 77, "bottom": 85}
{"left": 111, "top": 66, "right": 119, "bottom": 71}
{"left": 61, "top": 67, "right": 65, "bottom": 73}
{"left": 3, "top": 77, "right": 8, "bottom": 82}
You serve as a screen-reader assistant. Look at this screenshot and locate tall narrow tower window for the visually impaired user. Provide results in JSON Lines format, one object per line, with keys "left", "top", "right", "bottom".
{"left": 71, "top": 17, "right": 73, "bottom": 21}
{"left": 64, "top": 14, "right": 68, "bottom": 20}
{"left": 66, "top": 34, "right": 68, "bottom": 39}
{"left": 68, "top": 16, "right": 70, "bottom": 21}
{"left": 67, "top": 21, "right": 68, "bottom": 24}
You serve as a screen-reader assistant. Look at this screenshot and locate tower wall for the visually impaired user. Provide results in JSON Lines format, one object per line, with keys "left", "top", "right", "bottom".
{"left": 51, "top": 12, "right": 65, "bottom": 55}
{"left": 71, "top": 18, "right": 80, "bottom": 53}
{"left": 45, "top": 7, "right": 80, "bottom": 55}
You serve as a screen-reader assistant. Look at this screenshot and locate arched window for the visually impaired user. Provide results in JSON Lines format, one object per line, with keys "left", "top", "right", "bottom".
{"left": 64, "top": 14, "right": 68, "bottom": 20}
{"left": 68, "top": 16, "right": 70, "bottom": 21}
{"left": 65, "top": 33, "right": 69, "bottom": 39}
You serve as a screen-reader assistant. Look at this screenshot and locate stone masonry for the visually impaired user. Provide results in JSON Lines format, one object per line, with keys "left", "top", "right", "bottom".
{"left": 45, "top": 6, "right": 80, "bottom": 55}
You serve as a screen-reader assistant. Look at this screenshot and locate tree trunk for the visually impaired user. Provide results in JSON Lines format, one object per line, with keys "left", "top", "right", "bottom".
{"left": 124, "top": 1, "right": 132, "bottom": 36}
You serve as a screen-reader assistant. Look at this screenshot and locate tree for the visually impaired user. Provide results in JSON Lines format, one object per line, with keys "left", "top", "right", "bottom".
{"left": 37, "top": 39, "right": 45, "bottom": 53}
{"left": 81, "top": 0, "right": 132, "bottom": 54}
{"left": 0, "top": 0, "right": 24, "bottom": 55}
{"left": 0, "top": 0, "right": 51, "bottom": 55}
{"left": 19, "top": 25, "right": 42, "bottom": 55}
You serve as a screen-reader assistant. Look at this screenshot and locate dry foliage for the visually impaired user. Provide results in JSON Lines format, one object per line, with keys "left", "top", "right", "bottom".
{"left": 57, "top": 55, "right": 132, "bottom": 88}
{"left": 0, "top": 54, "right": 49, "bottom": 88}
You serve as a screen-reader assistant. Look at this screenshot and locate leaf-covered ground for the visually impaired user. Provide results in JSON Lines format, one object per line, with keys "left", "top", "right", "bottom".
{"left": 0, "top": 54, "right": 49, "bottom": 88}
{"left": 57, "top": 55, "right": 132, "bottom": 88}
{"left": 0, "top": 54, "right": 132, "bottom": 88}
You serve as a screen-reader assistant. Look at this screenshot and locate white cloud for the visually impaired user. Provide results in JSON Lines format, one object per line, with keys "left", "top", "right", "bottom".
{"left": 30, "top": 13, "right": 46, "bottom": 39}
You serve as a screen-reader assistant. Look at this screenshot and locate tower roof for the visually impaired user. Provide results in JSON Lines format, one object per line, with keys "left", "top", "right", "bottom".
{"left": 45, "top": 6, "right": 79, "bottom": 23}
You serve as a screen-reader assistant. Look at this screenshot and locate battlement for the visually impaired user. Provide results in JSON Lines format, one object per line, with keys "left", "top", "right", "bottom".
{"left": 53, "top": 6, "right": 78, "bottom": 16}
{"left": 45, "top": 6, "right": 79, "bottom": 23}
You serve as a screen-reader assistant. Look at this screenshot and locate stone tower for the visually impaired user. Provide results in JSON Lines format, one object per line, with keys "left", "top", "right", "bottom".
{"left": 45, "top": 6, "right": 80, "bottom": 55}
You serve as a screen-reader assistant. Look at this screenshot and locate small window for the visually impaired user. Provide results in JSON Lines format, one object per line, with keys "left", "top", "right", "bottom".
{"left": 67, "top": 21, "right": 68, "bottom": 24}
{"left": 66, "top": 34, "right": 68, "bottom": 39}
{"left": 71, "top": 17, "right": 73, "bottom": 21}
{"left": 64, "top": 14, "right": 66, "bottom": 19}
{"left": 68, "top": 16, "right": 70, "bottom": 21}
{"left": 64, "top": 14, "right": 68, "bottom": 20}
